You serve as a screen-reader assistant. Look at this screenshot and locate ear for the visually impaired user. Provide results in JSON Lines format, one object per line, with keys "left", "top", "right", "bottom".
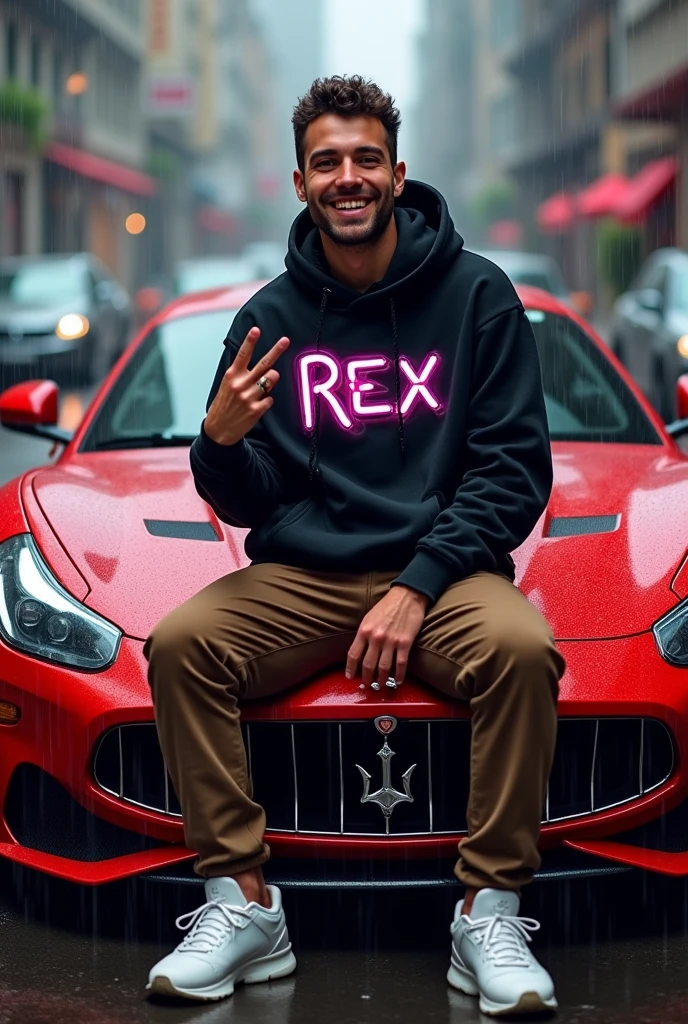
{"left": 393, "top": 161, "right": 407, "bottom": 198}
{"left": 293, "top": 168, "right": 307, "bottom": 203}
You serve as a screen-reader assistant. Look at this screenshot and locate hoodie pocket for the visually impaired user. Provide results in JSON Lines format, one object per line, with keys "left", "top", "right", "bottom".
{"left": 263, "top": 498, "right": 313, "bottom": 544}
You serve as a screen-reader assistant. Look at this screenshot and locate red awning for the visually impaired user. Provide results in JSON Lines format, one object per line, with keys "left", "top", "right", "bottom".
{"left": 196, "top": 205, "right": 237, "bottom": 235}
{"left": 536, "top": 191, "right": 576, "bottom": 233}
{"left": 577, "top": 174, "right": 630, "bottom": 218}
{"left": 615, "top": 64, "right": 688, "bottom": 121}
{"left": 613, "top": 157, "right": 678, "bottom": 223}
{"left": 487, "top": 219, "right": 524, "bottom": 247}
{"left": 45, "top": 141, "right": 157, "bottom": 197}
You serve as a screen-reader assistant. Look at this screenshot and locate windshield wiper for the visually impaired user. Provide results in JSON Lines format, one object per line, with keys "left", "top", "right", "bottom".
{"left": 92, "top": 433, "right": 196, "bottom": 450}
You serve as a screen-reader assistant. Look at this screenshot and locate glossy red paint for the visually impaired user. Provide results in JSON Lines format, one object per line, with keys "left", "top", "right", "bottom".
{"left": 678, "top": 374, "right": 688, "bottom": 421}
{"left": 0, "top": 282, "right": 687, "bottom": 884}
{"left": 0, "top": 380, "right": 59, "bottom": 426}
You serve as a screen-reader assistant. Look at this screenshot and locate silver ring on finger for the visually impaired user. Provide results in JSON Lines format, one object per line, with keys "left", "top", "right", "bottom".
{"left": 256, "top": 375, "right": 270, "bottom": 395}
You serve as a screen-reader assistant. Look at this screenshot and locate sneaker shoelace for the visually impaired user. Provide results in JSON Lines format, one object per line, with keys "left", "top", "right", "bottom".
{"left": 463, "top": 914, "right": 540, "bottom": 968}
{"left": 175, "top": 900, "right": 253, "bottom": 953}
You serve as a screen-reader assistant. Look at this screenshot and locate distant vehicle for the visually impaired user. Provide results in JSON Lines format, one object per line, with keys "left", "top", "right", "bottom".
{"left": 1, "top": 281, "right": 688, "bottom": 893}
{"left": 243, "top": 240, "right": 286, "bottom": 280}
{"left": 610, "top": 247, "right": 688, "bottom": 421}
{"left": 173, "top": 256, "right": 256, "bottom": 296}
{"left": 0, "top": 253, "right": 131, "bottom": 385}
{"left": 477, "top": 249, "right": 592, "bottom": 318}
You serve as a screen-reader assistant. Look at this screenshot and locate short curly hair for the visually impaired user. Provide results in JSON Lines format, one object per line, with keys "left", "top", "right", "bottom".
{"left": 292, "top": 75, "right": 401, "bottom": 171}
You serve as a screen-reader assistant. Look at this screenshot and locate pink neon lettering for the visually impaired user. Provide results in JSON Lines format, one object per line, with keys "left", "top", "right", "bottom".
{"left": 399, "top": 354, "right": 441, "bottom": 415}
{"left": 346, "top": 357, "right": 393, "bottom": 417}
{"left": 297, "top": 353, "right": 352, "bottom": 430}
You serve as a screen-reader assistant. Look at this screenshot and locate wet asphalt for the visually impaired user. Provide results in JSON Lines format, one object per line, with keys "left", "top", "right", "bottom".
{"left": 1, "top": 866, "right": 688, "bottom": 1023}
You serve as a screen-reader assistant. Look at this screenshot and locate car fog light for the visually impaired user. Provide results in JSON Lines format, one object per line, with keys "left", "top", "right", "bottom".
{"left": 56, "top": 314, "right": 89, "bottom": 341}
{"left": 654, "top": 598, "right": 688, "bottom": 666}
{"left": 0, "top": 701, "right": 20, "bottom": 724}
{"left": 17, "top": 599, "right": 43, "bottom": 631}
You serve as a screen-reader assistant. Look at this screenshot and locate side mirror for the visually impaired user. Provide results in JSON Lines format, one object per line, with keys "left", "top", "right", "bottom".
{"left": 570, "top": 290, "right": 593, "bottom": 317}
{"left": 0, "top": 380, "right": 72, "bottom": 444}
{"left": 637, "top": 288, "right": 663, "bottom": 314}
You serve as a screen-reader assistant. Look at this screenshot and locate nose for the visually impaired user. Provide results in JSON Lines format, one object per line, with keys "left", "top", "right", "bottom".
{"left": 335, "top": 158, "right": 363, "bottom": 189}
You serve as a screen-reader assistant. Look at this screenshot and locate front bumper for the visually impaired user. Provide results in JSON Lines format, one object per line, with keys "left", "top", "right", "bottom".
{"left": 1, "top": 631, "right": 688, "bottom": 885}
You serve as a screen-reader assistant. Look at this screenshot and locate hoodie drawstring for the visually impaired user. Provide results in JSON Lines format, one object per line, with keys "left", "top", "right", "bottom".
{"left": 308, "top": 288, "right": 406, "bottom": 491}
{"left": 308, "top": 286, "right": 331, "bottom": 486}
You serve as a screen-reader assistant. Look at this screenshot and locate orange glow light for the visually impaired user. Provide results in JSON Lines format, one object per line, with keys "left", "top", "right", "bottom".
{"left": 0, "top": 701, "right": 21, "bottom": 725}
{"left": 65, "top": 72, "right": 89, "bottom": 96}
{"left": 125, "top": 213, "right": 146, "bottom": 235}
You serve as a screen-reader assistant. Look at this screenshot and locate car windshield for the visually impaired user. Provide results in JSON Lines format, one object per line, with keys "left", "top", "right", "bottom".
{"left": 82, "top": 309, "right": 236, "bottom": 449}
{"left": 82, "top": 307, "right": 660, "bottom": 451}
{"left": 528, "top": 311, "right": 659, "bottom": 444}
{"left": 174, "top": 260, "right": 254, "bottom": 295}
{"left": 0, "top": 259, "right": 87, "bottom": 306}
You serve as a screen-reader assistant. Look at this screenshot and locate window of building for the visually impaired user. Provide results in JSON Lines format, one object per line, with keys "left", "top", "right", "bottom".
{"left": 489, "top": 91, "right": 519, "bottom": 156}
{"left": 53, "top": 51, "right": 63, "bottom": 102}
{"left": 490, "top": 0, "right": 522, "bottom": 49}
{"left": 6, "top": 21, "right": 18, "bottom": 79}
{"left": 30, "top": 37, "right": 41, "bottom": 88}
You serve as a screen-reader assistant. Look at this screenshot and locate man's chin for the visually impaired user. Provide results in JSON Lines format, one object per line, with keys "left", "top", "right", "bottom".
{"left": 322, "top": 218, "right": 381, "bottom": 247}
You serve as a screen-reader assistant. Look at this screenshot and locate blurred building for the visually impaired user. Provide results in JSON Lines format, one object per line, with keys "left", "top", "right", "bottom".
{"left": 250, "top": 0, "right": 324, "bottom": 242}
{"left": 0, "top": 0, "right": 153, "bottom": 288}
{"left": 414, "top": 0, "right": 688, "bottom": 315}
{"left": 413, "top": 0, "right": 474, "bottom": 224}
{"left": 143, "top": 0, "right": 281, "bottom": 280}
{"left": 614, "top": 0, "right": 688, "bottom": 248}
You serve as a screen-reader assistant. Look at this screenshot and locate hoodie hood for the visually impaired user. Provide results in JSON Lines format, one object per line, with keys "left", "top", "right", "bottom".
{"left": 285, "top": 179, "right": 464, "bottom": 307}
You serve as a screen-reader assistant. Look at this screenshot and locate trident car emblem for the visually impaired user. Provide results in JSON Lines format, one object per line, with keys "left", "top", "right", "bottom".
{"left": 356, "top": 716, "right": 416, "bottom": 833}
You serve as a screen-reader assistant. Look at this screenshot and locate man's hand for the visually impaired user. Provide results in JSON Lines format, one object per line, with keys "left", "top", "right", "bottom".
{"left": 204, "top": 326, "right": 290, "bottom": 446}
{"left": 346, "top": 586, "right": 429, "bottom": 688}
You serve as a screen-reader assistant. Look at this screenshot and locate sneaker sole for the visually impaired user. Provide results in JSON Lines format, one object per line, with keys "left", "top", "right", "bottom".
{"left": 447, "top": 964, "right": 557, "bottom": 1017}
{"left": 147, "top": 947, "right": 297, "bottom": 1002}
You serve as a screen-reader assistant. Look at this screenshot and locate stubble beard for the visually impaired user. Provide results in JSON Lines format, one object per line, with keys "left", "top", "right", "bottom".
{"left": 308, "top": 186, "right": 396, "bottom": 249}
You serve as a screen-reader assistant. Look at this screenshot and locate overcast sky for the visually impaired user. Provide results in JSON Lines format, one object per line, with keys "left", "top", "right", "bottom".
{"left": 324, "top": 0, "right": 426, "bottom": 161}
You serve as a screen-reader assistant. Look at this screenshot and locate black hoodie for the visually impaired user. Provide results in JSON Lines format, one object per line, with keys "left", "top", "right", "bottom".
{"left": 190, "top": 180, "right": 552, "bottom": 605}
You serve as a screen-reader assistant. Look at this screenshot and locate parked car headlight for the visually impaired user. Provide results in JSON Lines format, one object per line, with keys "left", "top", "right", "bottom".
{"left": 653, "top": 598, "right": 688, "bottom": 667}
{"left": 0, "top": 534, "right": 121, "bottom": 670}
{"left": 56, "top": 314, "right": 89, "bottom": 340}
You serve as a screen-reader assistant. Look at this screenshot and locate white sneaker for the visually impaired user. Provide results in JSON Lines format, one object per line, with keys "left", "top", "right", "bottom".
{"left": 147, "top": 877, "right": 296, "bottom": 1001}
{"left": 447, "top": 888, "right": 557, "bottom": 1017}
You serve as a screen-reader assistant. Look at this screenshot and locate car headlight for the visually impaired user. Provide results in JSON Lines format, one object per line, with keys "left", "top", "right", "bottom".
{"left": 0, "top": 534, "right": 121, "bottom": 670}
{"left": 56, "top": 313, "right": 90, "bottom": 340}
{"left": 653, "top": 598, "right": 688, "bottom": 667}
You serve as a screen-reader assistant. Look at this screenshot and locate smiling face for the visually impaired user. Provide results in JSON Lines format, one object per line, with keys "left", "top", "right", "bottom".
{"left": 294, "top": 114, "right": 406, "bottom": 248}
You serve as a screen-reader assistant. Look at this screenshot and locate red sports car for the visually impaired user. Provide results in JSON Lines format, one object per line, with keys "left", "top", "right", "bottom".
{"left": 1, "top": 282, "right": 688, "bottom": 892}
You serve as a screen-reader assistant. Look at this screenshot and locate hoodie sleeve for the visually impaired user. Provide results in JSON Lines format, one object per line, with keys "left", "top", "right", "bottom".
{"left": 392, "top": 305, "right": 552, "bottom": 605}
{"left": 189, "top": 312, "right": 288, "bottom": 529}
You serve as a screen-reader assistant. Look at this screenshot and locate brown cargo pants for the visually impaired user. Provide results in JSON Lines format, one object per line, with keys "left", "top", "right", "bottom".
{"left": 144, "top": 564, "right": 564, "bottom": 892}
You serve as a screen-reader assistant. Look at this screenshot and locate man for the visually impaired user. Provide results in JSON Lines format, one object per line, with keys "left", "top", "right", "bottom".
{"left": 145, "top": 76, "right": 565, "bottom": 1016}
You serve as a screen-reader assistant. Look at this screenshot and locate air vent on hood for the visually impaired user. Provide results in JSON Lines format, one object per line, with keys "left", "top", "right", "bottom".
{"left": 547, "top": 515, "right": 620, "bottom": 538}
{"left": 144, "top": 519, "right": 220, "bottom": 541}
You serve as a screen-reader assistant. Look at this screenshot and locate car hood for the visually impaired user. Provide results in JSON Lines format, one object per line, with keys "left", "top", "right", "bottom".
{"left": 29, "top": 444, "right": 688, "bottom": 642}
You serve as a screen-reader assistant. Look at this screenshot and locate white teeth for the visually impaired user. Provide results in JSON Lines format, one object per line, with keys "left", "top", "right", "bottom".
{"left": 335, "top": 200, "right": 367, "bottom": 210}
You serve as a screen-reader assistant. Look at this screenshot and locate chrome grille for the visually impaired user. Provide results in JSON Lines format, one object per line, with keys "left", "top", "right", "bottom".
{"left": 92, "top": 717, "right": 674, "bottom": 835}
